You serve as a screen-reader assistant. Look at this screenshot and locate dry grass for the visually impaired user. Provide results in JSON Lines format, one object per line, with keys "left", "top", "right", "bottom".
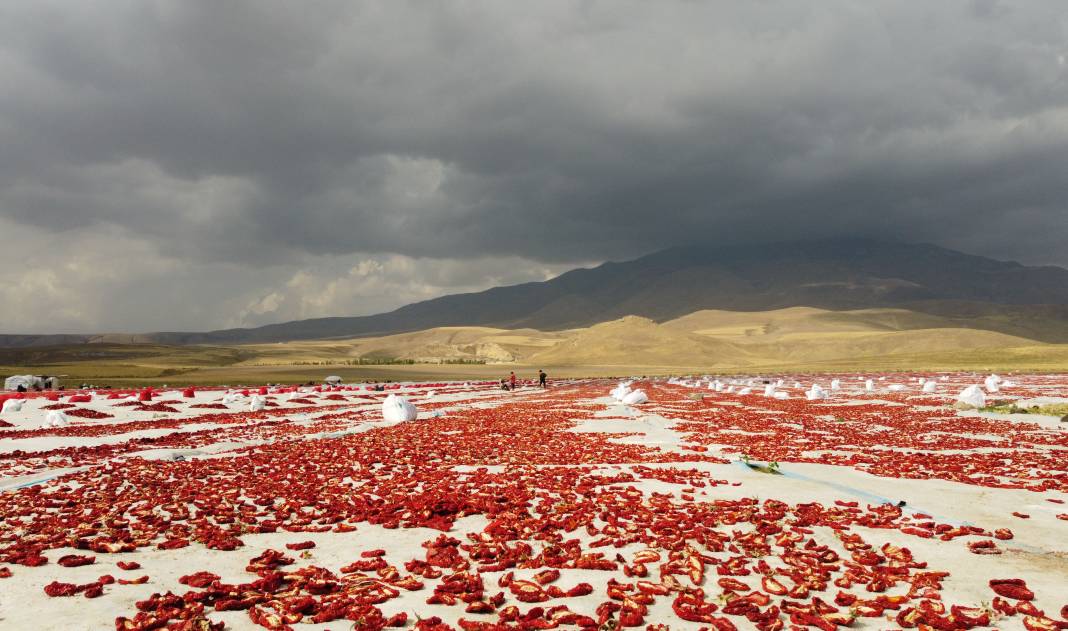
{"left": 5, "top": 307, "right": 1068, "bottom": 385}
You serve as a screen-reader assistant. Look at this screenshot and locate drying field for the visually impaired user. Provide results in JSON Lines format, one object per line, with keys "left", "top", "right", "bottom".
{"left": 0, "top": 374, "right": 1067, "bottom": 630}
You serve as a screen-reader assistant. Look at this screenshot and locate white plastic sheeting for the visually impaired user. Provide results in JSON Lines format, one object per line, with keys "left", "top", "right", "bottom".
{"left": 621, "top": 389, "right": 648, "bottom": 405}
{"left": 382, "top": 394, "right": 419, "bottom": 422}
{"left": 957, "top": 385, "right": 986, "bottom": 409}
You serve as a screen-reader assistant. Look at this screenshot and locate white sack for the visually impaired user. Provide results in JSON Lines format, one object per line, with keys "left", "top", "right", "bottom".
{"left": 957, "top": 385, "right": 986, "bottom": 409}
{"left": 621, "top": 390, "right": 648, "bottom": 405}
{"left": 45, "top": 410, "right": 68, "bottom": 428}
{"left": 2, "top": 399, "right": 24, "bottom": 413}
{"left": 382, "top": 394, "right": 419, "bottom": 422}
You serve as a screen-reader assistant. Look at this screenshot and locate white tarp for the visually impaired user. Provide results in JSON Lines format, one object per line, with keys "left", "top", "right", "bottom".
{"left": 957, "top": 385, "right": 986, "bottom": 409}
{"left": 621, "top": 389, "right": 648, "bottom": 405}
{"left": 382, "top": 394, "right": 418, "bottom": 422}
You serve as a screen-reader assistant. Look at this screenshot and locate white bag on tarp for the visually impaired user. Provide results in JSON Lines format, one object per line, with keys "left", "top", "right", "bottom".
{"left": 922, "top": 381, "right": 938, "bottom": 393}
{"left": 806, "top": 385, "right": 827, "bottom": 400}
{"left": 382, "top": 394, "right": 419, "bottom": 422}
{"left": 865, "top": 379, "right": 874, "bottom": 392}
{"left": 611, "top": 382, "right": 632, "bottom": 401}
{"left": 957, "top": 385, "right": 986, "bottom": 409}
{"left": 2, "top": 398, "right": 24, "bottom": 413}
{"left": 45, "top": 410, "right": 68, "bottom": 428}
{"left": 984, "top": 374, "right": 1001, "bottom": 393}
{"left": 249, "top": 396, "right": 266, "bottom": 412}
{"left": 621, "top": 389, "right": 648, "bottom": 405}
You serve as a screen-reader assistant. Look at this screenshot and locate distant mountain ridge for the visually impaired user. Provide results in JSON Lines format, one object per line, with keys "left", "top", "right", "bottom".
{"left": 5, "top": 238, "right": 1068, "bottom": 347}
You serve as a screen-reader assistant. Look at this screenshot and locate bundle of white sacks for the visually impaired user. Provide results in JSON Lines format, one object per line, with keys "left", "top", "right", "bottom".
{"left": 1, "top": 398, "right": 24, "bottom": 413}
{"left": 382, "top": 394, "right": 419, "bottom": 422}
{"left": 957, "top": 384, "right": 986, "bottom": 408}
{"left": 43, "top": 410, "right": 68, "bottom": 428}
{"left": 249, "top": 396, "right": 266, "bottom": 412}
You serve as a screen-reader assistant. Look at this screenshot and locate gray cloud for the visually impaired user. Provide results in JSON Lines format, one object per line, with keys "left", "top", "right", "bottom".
{"left": 1, "top": 1, "right": 1067, "bottom": 332}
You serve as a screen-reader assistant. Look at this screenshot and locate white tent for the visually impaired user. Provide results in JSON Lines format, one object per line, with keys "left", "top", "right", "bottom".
{"left": 4, "top": 375, "right": 38, "bottom": 391}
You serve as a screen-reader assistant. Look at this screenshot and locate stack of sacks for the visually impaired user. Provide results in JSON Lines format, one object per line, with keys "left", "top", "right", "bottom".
{"left": 611, "top": 382, "right": 632, "bottom": 401}
{"left": 805, "top": 384, "right": 827, "bottom": 401}
{"left": 44, "top": 410, "right": 68, "bottom": 428}
{"left": 249, "top": 396, "right": 266, "bottom": 412}
{"left": 382, "top": 394, "right": 418, "bottom": 422}
{"left": 830, "top": 379, "right": 841, "bottom": 391}
{"left": 2, "top": 398, "right": 24, "bottom": 413}
{"left": 984, "top": 374, "right": 1002, "bottom": 393}
{"left": 956, "top": 385, "right": 986, "bottom": 409}
{"left": 865, "top": 379, "right": 875, "bottom": 392}
{"left": 763, "top": 384, "right": 776, "bottom": 397}
{"left": 922, "top": 380, "right": 938, "bottom": 393}
{"left": 621, "top": 389, "right": 648, "bottom": 405}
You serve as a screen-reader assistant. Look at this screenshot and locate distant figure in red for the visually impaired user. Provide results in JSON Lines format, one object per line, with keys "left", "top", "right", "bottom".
{"left": 509, "top": 372, "right": 517, "bottom": 391}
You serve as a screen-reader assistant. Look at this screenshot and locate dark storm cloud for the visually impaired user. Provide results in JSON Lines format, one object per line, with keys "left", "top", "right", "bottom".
{"left": 1, "top": 0, "right": 1067, "bottom": 332}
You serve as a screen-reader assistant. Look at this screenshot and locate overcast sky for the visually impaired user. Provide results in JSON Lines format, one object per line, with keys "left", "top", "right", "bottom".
{"left": 1, "top": 1, "right": 1067, "bottom": 333}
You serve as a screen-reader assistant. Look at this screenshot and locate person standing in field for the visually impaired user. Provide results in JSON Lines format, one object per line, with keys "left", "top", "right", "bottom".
{"left": 538, "top": 370, "right": 547, "bottom": 388}
{"left": 509, "top": 371, "right": 517, "bottom": 391}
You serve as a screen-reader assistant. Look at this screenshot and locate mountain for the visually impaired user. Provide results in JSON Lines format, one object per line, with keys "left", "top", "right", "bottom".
{"left": 5, "top": 238, "right": 1068, "bottom": 347}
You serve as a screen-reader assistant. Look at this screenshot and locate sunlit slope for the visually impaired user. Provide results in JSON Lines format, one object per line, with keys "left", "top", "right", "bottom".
{"left": 527, "top": 316, "right": 752, "bottom": 367}
{"left": 239, "top": 326, "right": 567, "bottom": 364}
